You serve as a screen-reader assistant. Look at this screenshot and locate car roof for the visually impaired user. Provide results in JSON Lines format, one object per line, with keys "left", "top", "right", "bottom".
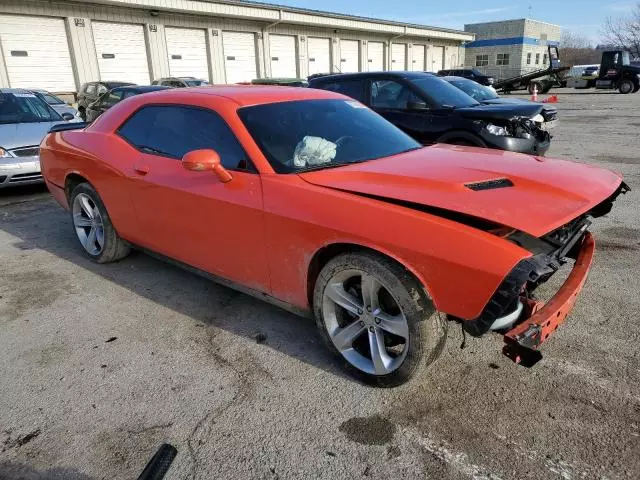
{"left": 114, "top": 85, "right": 172, "bottom": 93}
{"left": 439, "top": 76, "right": 471, "bottom": 81}
{"left": 310, "top": 71, "right": 435, "bottom": 82}
{"left": 103, "top": 81, "right": 136, "bottom": 88}
{"left": 135, "top": 85, "right": 347, "bottom": 107}
{"left": 0, "top": 88, "right": 39, "bottom": 94}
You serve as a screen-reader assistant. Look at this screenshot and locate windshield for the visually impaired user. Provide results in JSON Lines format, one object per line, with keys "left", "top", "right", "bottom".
{"left": 238, "top": 99, "right": 421, "bottom": 173}
{"left": 0, "top": 92, "right": 61, "bottom": 124}
{"left": 448, "top": 78, "right": 498, "bottom": 101}
{"left": 39, "top": 92, "right": 66, "bottom": 105}
{"left": 185, "top": 79, "right": 209, "bottom": 86}
{"left": 410, "top": 76, "right": 479, "bottom": 108}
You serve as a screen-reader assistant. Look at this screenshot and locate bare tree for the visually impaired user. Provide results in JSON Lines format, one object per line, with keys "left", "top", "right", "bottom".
{"left": 561, "top": 30, "right": 601, "bottom": 66}
{"left": 602, "top": 2, "right": 640, "bottom": 59}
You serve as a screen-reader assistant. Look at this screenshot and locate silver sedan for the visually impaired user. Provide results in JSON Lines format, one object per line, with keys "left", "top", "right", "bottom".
{"left": 0, "top": 88, "right": 68, "bottom": 188}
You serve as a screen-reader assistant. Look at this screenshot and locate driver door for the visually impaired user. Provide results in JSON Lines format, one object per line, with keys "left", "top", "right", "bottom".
{"left": 368, "top": 79, "right": 431, "bottom": 143}
{"left": 117, "top": 104, "right": 270, "bottom": 293}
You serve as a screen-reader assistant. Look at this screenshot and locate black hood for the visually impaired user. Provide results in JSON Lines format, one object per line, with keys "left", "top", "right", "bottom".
{"left": 455, "top": 103, "right": 544, "bottom": 121}
{"left": 481, "top": 98, "right": 557, "bottom": 117}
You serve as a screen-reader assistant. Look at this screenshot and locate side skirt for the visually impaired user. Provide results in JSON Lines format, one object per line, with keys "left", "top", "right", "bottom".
{"left": 134, "top": 245, "right": 313, "bottom": 320}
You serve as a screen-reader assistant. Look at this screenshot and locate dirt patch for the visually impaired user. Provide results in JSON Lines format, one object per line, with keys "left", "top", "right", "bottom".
{"left": 2, "top": 429, "right": 41, "bottom": 453}
{"left": 0, "top": 270, "right": 72, "bottom": 322}
{"left": 602, "top": 226, "right": 640, "bottom": 240}
{"left": 597, "top": 240, "right": 640, "bottom": 252}
{"left": 338, "top": 414, "right": 396, "bottom": 445}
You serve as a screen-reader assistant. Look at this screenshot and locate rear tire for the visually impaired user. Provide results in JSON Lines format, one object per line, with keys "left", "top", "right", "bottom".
{"left": 313, "top": 252, "right": 447, "bottom": 387}
{"left": 528, "top": 82, "right": 543, "bottom": 95}
{"left": 69, "top": 183, "right": 130, "bottom": 263}
{"left": 618, "top": 79, "right": 634, "bottom": 94}
{"left": 78, "top": 107, "right": 86, "bottom": 121}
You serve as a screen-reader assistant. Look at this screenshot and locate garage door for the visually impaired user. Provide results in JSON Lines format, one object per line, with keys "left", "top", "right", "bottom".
{"left": 367, "top": 42, "right": 384, "bottom": 71}
{"left": 0, "top": 15, "right": 75, "bottom": 92}
{"left": 92, "top": 22, "right": 150, "bottom": 85}
{"left": 391, "top": 43, "right": 406, "bottom": 70}
{"left": 269, "top": 34, "right": 297, "bottom": 78}
{"left": 222, "top": 32, "right": 257, "bottom": 84}
{"left": 430, "top": 46, "right": 445, "bottom": 72}
{"left": 165, "top": 27, "right": 209, "bottom": 81}
{"left": 307, "top": 37, "right": 331, "bottom": 76}
{"left": 412, "top": 45, "right": 426, "bottom": 71}
{"left": 340, "top": 40, "right": 359, "bottom": 73}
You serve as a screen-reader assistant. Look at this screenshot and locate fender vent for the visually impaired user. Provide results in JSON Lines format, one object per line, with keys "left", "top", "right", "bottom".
{"left": 465, "top": 178, "right": 514, "bottom": 191}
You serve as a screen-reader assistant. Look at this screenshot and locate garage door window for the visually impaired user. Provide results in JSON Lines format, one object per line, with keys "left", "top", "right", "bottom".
{"left": 320, "top": 80, "right": 366, "bottom": 102}
{"left": 117, "top": 105, "right": 251, "bottom": 171}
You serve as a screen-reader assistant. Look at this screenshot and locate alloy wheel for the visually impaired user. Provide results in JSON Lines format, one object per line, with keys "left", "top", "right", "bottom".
{"left": 72, "top": 193, "right": 105, "bottom": 256}
{"left": 322, "top": 269, "right": 409, "bottom": 375}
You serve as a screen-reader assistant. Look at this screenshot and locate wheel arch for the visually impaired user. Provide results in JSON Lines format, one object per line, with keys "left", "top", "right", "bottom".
{"left": 436, "top": 130, "right": 486, "bottom": 147}
{"left": 306, "top": 242, "right": 437, "bottom": 311}
{"left": 64, "top": 172, "right": 91, "bottom": 202}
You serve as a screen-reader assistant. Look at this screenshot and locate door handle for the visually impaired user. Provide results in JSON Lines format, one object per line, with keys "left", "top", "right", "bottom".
{"left": 133, "top": 164, "right": 149, "bottom": 176}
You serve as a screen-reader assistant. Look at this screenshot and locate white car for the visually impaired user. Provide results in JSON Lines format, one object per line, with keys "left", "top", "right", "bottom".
{"left": 0, "top": 89, "right": 68, "bottom": 188}
{"left": 30, "top": 89, "right": 82, "bottom": 122}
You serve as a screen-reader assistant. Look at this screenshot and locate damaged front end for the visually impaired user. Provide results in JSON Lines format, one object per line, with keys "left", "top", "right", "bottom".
{"left": 461, "top": 181, "right": 630, "bottom": 366}
{"left": 478, "top": 117, "right": 551, "bottom": 156}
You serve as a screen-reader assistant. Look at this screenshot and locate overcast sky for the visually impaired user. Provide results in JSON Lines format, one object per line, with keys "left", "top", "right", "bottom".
{"left": 272, "top": 0, "right": 637, "bottom": 43}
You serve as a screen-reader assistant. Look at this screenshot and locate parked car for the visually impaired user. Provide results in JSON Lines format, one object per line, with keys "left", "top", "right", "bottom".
{"left": 85, "top": 85, "right": 171, "bottom": 123}
{"left": 441, "top": 76, "right": 558, "bottom": 129}
{"left": 152, "top": 77, "right": 209, "bottom": 88}
{"left": 437, "top": 68, "right": 494, "bottom": 86}
{"left": 251, "top": 78, "right": 309, "bottom": 87}
{"left": 40, "top": 86, "right": 628, "bottom": 385}
{"left": 30, "top": 89, "right": 82, "bottom": 122}
{"left": 77, "top": 81, "right": 136, "bottom": 120}
{"left": 0, "top": 88, "right": 68, "bottom": 188}
{"left": 309, "top": 71, "right": 551, "bottom": 155}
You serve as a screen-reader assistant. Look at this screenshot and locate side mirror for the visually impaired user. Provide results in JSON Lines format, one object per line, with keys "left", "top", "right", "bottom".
{"left": 407, "top": 100, "right": 429, "bottom": 111}
{"left": 182, "top": 149, "right": 233, "bottom": 183}
{"left": 61, "top": 112, "right": 75, "bottom": 121}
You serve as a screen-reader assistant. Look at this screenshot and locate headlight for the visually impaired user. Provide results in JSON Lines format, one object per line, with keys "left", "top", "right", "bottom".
{"left": 532, "top": 114, "right": 544, "bottom": 123}
{"left": 0, "top": 147, "right": 12, "bottom": 158}
{"left": 485, "top": 124, "right": 508, "bottom": 136}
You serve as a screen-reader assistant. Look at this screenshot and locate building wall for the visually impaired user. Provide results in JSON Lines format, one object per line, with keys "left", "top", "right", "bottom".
{"left": 0, "top": 0, "right": 472, "bottom": 92}
{"left": 463, "top": 18, "right": 560, "bottom": 80}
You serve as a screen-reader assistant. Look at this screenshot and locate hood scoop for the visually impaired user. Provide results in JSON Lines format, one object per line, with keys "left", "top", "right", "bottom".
{"left": 465, "top": 178, "right": 514, "bottom": 191}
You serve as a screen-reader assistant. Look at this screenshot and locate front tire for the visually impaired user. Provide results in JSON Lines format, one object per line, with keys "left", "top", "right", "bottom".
{"left": 618, "top": 79, "right": 634, "bottom": 94}
{"left": 69, "top": 183, "right": 130, "bottom": 263}
{"left": 313, "top": 252, "right": 447, "bottom": 387}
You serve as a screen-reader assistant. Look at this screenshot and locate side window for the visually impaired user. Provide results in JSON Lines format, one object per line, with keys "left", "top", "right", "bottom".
{"left": 118, "top": 105, "right": 250, "bottom": 171}
{"left": 370, "top": 80, "right": 421, "bottom": 110}
{"left": 319, "top": 80, "right": 366, "bottom": 102}
{"left": 103, "top": 90, "right": 124, "bottom": 106}
{"left": 122, "top": 91, "right": 137, "bottom": 99}
{"left": 86, "top": 83, "right": 96, "bottom": 95}
{"left": 97, "top": 84, "right": 108, "bottom": 95}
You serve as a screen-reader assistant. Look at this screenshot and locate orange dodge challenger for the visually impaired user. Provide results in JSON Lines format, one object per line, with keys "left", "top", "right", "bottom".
{"left": 40, "top": 86, "right": 628, "bottom": 387}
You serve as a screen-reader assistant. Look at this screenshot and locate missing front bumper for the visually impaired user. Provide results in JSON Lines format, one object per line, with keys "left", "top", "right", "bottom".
{"left": 502, "top": 232, "right": 595, "bottom": 366}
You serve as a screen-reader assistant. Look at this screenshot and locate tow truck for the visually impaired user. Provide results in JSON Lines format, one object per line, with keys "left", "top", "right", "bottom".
{"left": 594, "top": 50, "right": 640, "bottom": 94}
{"left": 494, "top": 45, "right": 569, "bottom": 95}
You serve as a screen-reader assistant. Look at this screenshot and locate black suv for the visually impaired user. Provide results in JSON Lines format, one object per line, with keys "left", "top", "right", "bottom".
{"left": 308, "top": 71, "right": 550, "bottom": 155}
{"left": 437, "top": 68, "right": 494, "bottom": 86}
{"left": 77, "top": 81, "right": 135, "bottom": 120}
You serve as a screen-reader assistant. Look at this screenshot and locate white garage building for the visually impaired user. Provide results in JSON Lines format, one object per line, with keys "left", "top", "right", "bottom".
{"left": 0, "top": 0, "right": 473, "bottom": 94}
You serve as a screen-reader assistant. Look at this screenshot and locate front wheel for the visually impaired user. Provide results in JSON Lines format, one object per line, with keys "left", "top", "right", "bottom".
{"left": 618, "top": 79, "right": 634, "bottom": 94}
{"left": 313, "top": 252, "right": 447, "bottom": 387}
{"left": 69, "top": 183, "right": 130, "bottom": 263}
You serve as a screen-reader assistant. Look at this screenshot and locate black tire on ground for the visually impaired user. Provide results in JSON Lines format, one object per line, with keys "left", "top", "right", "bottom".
{"left": 540, "top": 84, "right": 552, "bottom": 94}
{"left": 618, "top": 79, "right": 634, "bottom": 94}
{"left": 78, "top": 107, "right": 86, "bottom": 121}
{"left": 69, "top": 182, "right": 131, "bottom": 263}
{"left": 313, "top": 252, "right": 447, "bottom": 387}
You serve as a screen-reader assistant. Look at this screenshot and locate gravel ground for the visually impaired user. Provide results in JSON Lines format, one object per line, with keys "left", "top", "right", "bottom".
{"left": 0, "top": 89, "right": 639, "bottom": 480}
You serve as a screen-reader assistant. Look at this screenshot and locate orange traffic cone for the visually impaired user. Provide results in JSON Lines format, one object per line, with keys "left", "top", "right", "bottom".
{"left": 544, "top": 95, "right": 558, "bottom": 103}
{"left": 531, "top": 84, "right": 538, "bottom": 102}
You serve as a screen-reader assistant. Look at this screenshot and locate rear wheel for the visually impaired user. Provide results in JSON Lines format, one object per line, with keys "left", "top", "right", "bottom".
{"left": 78, "top": 107, "right": 86, "bottom": 121}
{"left": 618, "top": 79, "right": 634, "bottom": 94}
{"left": 313, "top": 252, "right": 447, "bottom": 387}
{"left": 69, "top": 183, "right": 130, "bottom": 263}
{"left": 528, "top": 82, "right": 543, "bottom": 95}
